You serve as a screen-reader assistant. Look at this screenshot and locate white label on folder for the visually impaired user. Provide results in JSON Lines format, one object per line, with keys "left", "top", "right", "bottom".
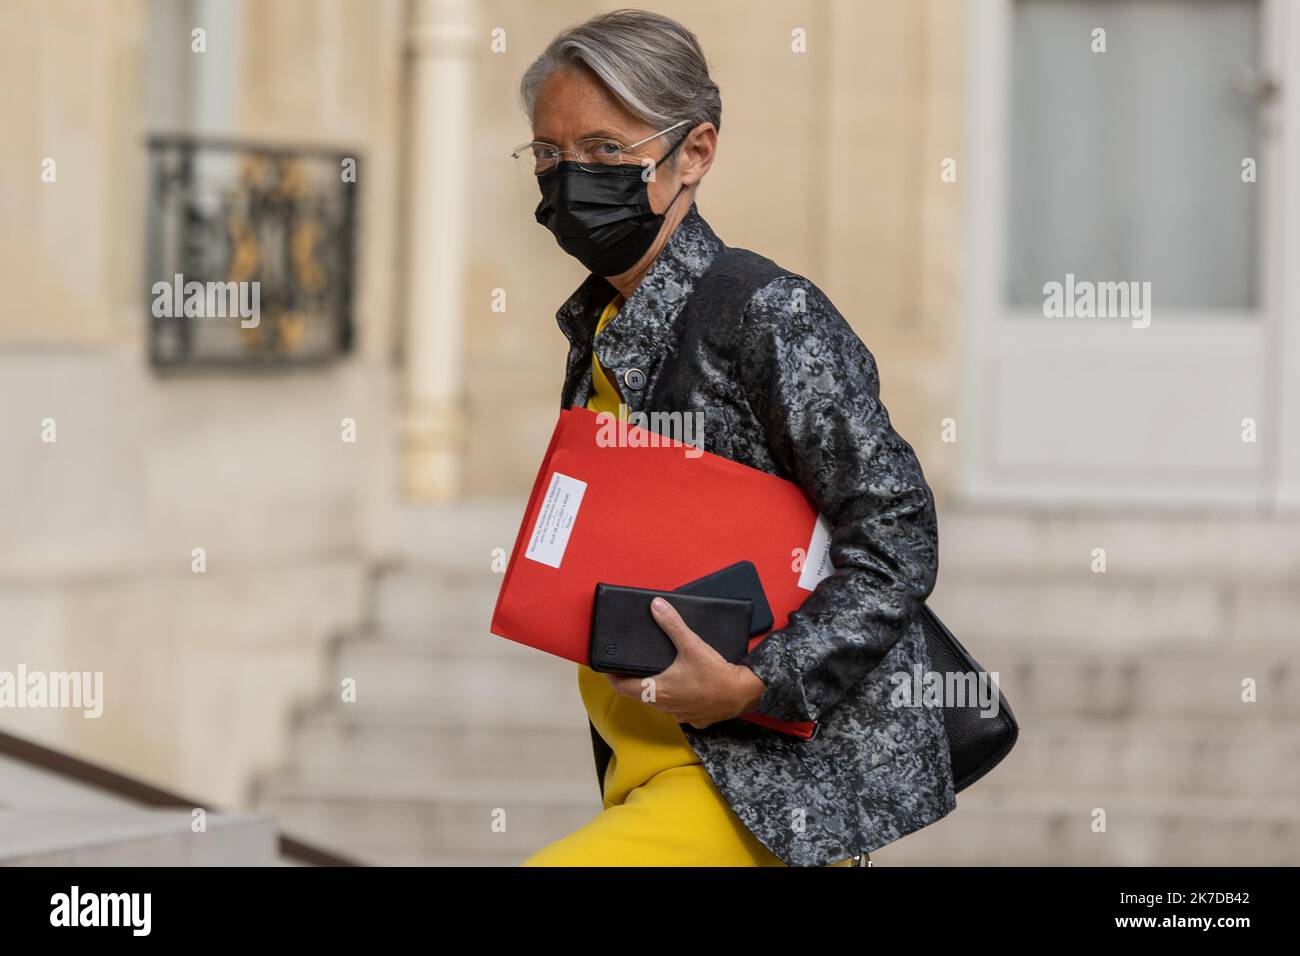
{"left": 798, "top": 513, "right": 834, "bottom": 591}
{"left": 524, "top": 471, "right": 587, "bottom": 569}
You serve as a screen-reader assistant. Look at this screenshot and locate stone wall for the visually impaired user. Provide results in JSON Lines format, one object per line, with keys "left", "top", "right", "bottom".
{"left": 0, "top": 0, "right": 406, "bottom": 806}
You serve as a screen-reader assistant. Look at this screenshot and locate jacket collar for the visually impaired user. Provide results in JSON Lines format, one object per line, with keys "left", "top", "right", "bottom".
{"left": 554, "top": 202, "right": 724, "bottom": 409}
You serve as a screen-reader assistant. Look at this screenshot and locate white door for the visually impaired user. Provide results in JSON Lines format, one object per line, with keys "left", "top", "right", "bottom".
{"left": 963, "top": 0, "right": 1294, "bottom": 507}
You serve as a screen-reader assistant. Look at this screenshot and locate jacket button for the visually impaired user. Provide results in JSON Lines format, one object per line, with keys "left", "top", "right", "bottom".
{"left": 623, "top": 367, "right": 646, "bottom": 390}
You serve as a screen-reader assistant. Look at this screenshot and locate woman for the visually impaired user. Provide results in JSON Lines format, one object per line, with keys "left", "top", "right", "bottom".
{"left": 515, "top": 9, "right": 956, "bottom": 867}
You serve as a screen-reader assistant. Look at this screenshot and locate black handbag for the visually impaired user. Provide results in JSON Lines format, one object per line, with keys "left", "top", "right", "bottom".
{"left": 918, "top": 604, "right": 1019, "bottom": 793}
{"left": 849, "top": 606, "right": 1018, "bottom": 867}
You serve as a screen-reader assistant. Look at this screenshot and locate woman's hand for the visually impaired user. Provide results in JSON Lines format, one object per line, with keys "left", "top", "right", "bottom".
{"left": 604, "top": 596, "right": 767, "bottom": 729}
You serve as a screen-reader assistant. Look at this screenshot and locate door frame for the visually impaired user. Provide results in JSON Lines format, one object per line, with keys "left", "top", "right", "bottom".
{"left": 960, "top": 0, "right": 1298, "bottom": 510}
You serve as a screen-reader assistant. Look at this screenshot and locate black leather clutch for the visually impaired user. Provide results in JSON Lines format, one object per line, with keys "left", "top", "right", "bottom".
{"left": 589, "top": 583, "right": 753, "bottom": 678}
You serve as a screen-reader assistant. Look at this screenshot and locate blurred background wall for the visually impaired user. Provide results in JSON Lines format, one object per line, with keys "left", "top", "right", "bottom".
{"left": 1, "top": 0, "right": 1297, "bottom": 865}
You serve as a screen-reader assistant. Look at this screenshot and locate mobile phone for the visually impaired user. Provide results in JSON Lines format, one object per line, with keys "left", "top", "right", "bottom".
{"left": 675, "top": 560, "right": 774, "bottom": 636}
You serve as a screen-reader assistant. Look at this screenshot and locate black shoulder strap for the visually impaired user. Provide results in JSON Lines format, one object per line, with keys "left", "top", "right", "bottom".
{"left": 671, "top": 245, "right": 794, "bottom": 347}
{"left": 691, "top": 244, "right": 792, "bottom": 308}
{"left": 589, "top": 718, "right": 612, "bottom": 800}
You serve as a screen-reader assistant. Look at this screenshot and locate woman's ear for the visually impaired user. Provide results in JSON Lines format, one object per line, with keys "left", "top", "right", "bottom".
{"left": 676, "top": 122, "right": 717, "bottom": 187}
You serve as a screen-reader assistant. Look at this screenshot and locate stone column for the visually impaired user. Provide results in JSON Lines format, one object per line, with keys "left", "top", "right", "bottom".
{"left": 401, "top": 0, "right": 474, "bottom": 501}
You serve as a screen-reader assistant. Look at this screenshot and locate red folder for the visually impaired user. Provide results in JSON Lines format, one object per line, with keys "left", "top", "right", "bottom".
{"left": 491, "top": 406, "right": 832, "bottom": 740}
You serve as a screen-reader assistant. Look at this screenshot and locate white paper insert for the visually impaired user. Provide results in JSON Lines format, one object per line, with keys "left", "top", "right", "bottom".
{"left": 798, "top": 513, "right": 834, "bottom": 591}
{"left": 524, "top": 471, "right": 587, "bottom": 569}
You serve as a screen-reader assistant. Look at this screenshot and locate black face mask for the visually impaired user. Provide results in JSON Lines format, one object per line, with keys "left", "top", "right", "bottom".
{"left": 533, "top": 137, "right": 686, "bottom": 276}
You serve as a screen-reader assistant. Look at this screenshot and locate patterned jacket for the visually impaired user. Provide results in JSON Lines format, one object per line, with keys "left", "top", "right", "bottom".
{"left": 551, "top": 202, "right": 957, "bottom": 866}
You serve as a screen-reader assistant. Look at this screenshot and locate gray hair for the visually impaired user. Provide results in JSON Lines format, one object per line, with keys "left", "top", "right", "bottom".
{"left": 520, "top": 9, "right": 722, "bottom": 137}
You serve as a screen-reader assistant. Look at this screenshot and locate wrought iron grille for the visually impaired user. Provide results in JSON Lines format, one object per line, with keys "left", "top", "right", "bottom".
{"left": 146, "top": 135, "right": 358, "bottom": 368}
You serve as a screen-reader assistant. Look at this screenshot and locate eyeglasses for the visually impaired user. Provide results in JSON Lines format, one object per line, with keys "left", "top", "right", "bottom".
{"left": 511, "top": 120, "right": 690, "bottom": 176}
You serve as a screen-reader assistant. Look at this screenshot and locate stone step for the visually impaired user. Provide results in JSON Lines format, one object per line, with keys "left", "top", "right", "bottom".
{"left": 284, "top": 707, "right": 593, "bottom": 782}
{"left": 975, "top": 716, "right": 1300, "bottom": 797}
{"left": 257, "top": 773, "right": 599, "bottom": 859}
{"left": 260, "top": 769, "right": 596, "bottom": 804}
{"left": 967, "top": 645, "right": 1298, "bottom": 720}
{"left": 397, "top": 500, "right": 528, "bottom": 572}
{"left": 875, "top": 792, "right": 1300, "bottom": 867}
{"left": 331, "top": 638, "right": 588, "bottom": 721}
{"left": 935, "top": 510, "right": 1300, "bottom": 583}
{"left": 346, "top": 847, "right": 536, "bottom": 867}
{"left": 928, "top": 578, "right": 1300, "bottom": 647}
{"left": 372, "top": 567, "right": 504, "bottom": 645}
{"left": 0, "top": 810, "right": 278, "bottom": 866}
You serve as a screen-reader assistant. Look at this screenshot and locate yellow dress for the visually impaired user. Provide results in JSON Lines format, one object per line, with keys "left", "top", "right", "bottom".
{"left": 521, "top": 294, "right": 790, "bottom": 866}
